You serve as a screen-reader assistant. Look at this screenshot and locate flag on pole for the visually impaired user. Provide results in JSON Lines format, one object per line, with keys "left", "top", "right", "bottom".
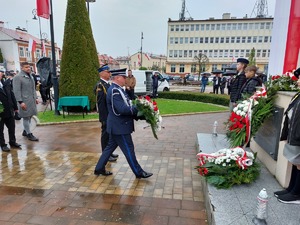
{"left": 36, "top": 0, "right": 50, "bottom": 19}
{"left": 145, "top": 53, "right": 150, "bottom": 61}
{"left": 28, "top": 38, "right": 37, "bottom": 53}
{"left": 41, "top": 40, "right": 46, "bottom": 56}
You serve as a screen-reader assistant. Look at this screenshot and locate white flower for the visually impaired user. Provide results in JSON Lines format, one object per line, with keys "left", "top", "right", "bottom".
{"left": 240, "top": 112, "right": 246, "bottom": 117}
{"left": 222, "top": 163, "right": 227, "bottom": 167}
{"left": 243, "top": 106, "right": 249, "bottom": 112}
{"left": 233, "top": 107, "right": 238, "bottom": 113}
{"left": 236, "top": 110, "right": 242, "bottom": 115}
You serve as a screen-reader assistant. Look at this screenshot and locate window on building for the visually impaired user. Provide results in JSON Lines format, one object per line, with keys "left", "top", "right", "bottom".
{"left": 249, "top": 23, "right": 253, "bottom": 29}
{"left": 253, "top": 36, "right": 257, "bottom": 43}
{"left": 19, "top": 47, "right": 25, "bottom": 57}
{"left": 206, "top": 24, "right": 210, "bottom": 30}
{"left": 237, "top": 23, "right": 242, "bottom": 30}
{"left": 213, "top": 50, "right": 218, "bottom": 58}
{"left": 212, "top": 64, "right": 218, "bottom": 70}
{"left": 191, "top": 24, "right": 194, "bottom": 31}
{"left": 201, "top": 24, "right": 205, "bottom": 30}
{"left": 175, "top": 37, "right": 178, "bottom": 44}
{"left": 242, "top": 37, "right": 246, "bottom": 43}
{"left": 240, "top": 49, "right": 245, "bottom": 57}
{"left": 232, "top": 23, "right": 237, "bottom": 30}
{"left": 179, "top": 50, "right": 183, "bottom": 58}
{"left": 210, "top": 24, "right": 215, "bottom": 30}
{"left": 174, "top": 50, "right": 178, "bottom": 57}
{"left": 36, "top": 49, "right": 41, "bottom": 59}
{"left": 216, "top": 24, "right": 221, "bottom": 30}
{"left": 203, "top": 50, "right": 208, "bottom": 55}
{"left": 180, "top": 37, "right": 183, "bottom": 44}
{"left": 195, "top": 37, "right": 199, "bottom": 43}
{"left": 170, "top": 25, "right": 174, "bottom": 31}
{"left": 196, "top": 24, "right": 199, "bottom": 31}
{"left": 256, "top": 49, "right": 261, "bottom": 57}
{"left": 184, "top": 50, "right": 187, "bottom": 57}
{"left": 247, "top": 36, "right": 252, "bottom": 43}
{"left": 264, "top": 36, "right": 268, "bottom": 43}
{"left": 189, "top": 50, "right": 193, "bottom": 57}
{"left": 258, "top": 36, "right": 263, "bottom": 43}
{"left": 246, "top": 49, "right": 250, "bottom": 57}
{"left": 215, "top": 37, "right": 219, "bottom": 43}
{"left": 268, "top": 49, "right": 270, "bottom": 57}
{"left": 171, "top": 64, "right": 176, "bottom": 73}
{"left": 179, "top": 64, "right": 185, "bottom": 73}
{"left": 219, "top": 50, "right": 223, "bottom": 58}
{"left": 180, "top": 25, "right": 184, "bottom": 31}
{"left": 227, "top": 23, "right": 231, "bottom": 30}
{"left": 254, "top": 23, "right": 259, "bottom": 29}
{"left": 210, "top": 37, "right": 214, "bottom": 43}
{"left": 205, "top": 37, "right": 209, "bottom": 43}
{"left": 208, "top": 50, "right": 213, "bottom": 57}
{"left": 191, "top": 64, "right": 197, "bottom": 73}
{"left": 221, "top": 64, "right": 228, "bottom": 70}
{"left": 270, "top": 36, "right": 272, "bottom": 42}
{"left": 262, "top": 50, "right": 267, "bottom": 57}
{"left": 169, "top": 50, "right": 173, "bottom": 57}
{"left": 190, "top": 37, "right": 193, "bottom": 43}
{"left": 185, "top": 37, "right": 189, "bottom": 44}
{"left": 224, "top": 50, "right": 228, "bottom": 57}
{"left": 226, "top": 37, "right": 230, "bottom": 43}
{"left": 25, "top": 48, "right": 31, "bottom": 59}
{"left": 266, "top": 22, "right": 271, "bottom": 29}
{"left": 235, "top": 49, "right": 239, "bottom": 58}
{"left": 199, "top": 37, "right": 203, "bottom": 43}
{"left": 175, "top": 25, "right": 179, "bottom": 31}
{"left": 243, "top": 23, "right": 248, "bottom": 30}
{"left": 236, "top": 37, "right": 240, "bottom": 43}
{"left": 170, "top": 37, "right": 174, "bottom": 44}
{"left": 194, "top": 50, "right": 198, "bottom": 57}
{"left": 231, "top": 37, "right": 235, "bottom": 43}
{"left": 185, "top": 25, "right": 189, "bottom": 31}
{"left": 260, "top": 23, "right": 265, "bottom": 29}
{"left": 48, "top": 50, "right": 52, "bottom": 59}
{"left": 221, "top": 24, "right": 226, "bottom": 30}
{"left": 220, "top": 37, "right": 224, "bottom": 43}
{"left": 229, "top": 50, "right": 234, "bottom": 58}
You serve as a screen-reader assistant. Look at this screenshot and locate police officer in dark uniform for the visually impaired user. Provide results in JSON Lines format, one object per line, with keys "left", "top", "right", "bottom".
{"left": 95, "top": 64, "right": 118, "bottom": 162}
{"left": 229, "top": 58, "right": 248, "bottom": 111}
{"left": 94, "top": 68, "right": 153, "bottom": 179}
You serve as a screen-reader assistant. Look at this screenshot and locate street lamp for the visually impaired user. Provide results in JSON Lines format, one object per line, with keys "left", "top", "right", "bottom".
{"left": 140, "top": 32, "right": 143, "bottom": 67}
{"left": 86, "top": 0, "right": 96, "bottom": 16}
{"left": 32, "top": 8, "right": 44, "bottom": 56}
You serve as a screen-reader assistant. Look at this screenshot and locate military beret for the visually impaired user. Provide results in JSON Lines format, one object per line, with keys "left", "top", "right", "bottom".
{"left": 237, "top": 58, "right": 249, "bottom": 64}
{"left": 211, "top": 69, "right": 224, "bottom": 74}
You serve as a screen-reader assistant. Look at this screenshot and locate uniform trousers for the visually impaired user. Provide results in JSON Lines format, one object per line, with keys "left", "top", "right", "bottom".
{"left": 100, "top": 122, "right": 109, "bottom": 151}
{"left": 95, "top": 133, "right": 143, "bottom": 176}
{"left": 0, "top": 116, "right": 16, "bottom": 146}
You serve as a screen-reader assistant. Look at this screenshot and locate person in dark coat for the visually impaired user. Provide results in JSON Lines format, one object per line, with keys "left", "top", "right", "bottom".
{"left": 94, "top": 68, "right": 153, "bottom": 179}
{"left": 13, "top": 62, "right": 39, "bottom": 141}
{"left": 152, "top": 72, "right": 159, "bottom": 98}
{"left": 95, "top": 64, "right": 118, "bottom": 162}
{"left": 229, "top": 58, "right": 248, "bottom": 111}
{"left": 220, "top": 74, "right": 227, "bottom": 94}
{"left": 0, "top": 70, "right": 21, "bottom": 152}
{"left": 212, "top": 70, "right": 222, "bottom": 94}
{"left": 200, "top": 73, "right": 209, "bottom": 93}
{"left": 274, "top": 68, "right": 300, "bottom": 204}
{"left": 239, "top": 65, "right": 262, "bottom": 100}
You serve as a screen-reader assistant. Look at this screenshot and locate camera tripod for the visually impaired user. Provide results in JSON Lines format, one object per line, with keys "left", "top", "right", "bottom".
{"left": 43, "top": 88, "right": 54, "bottom": 114}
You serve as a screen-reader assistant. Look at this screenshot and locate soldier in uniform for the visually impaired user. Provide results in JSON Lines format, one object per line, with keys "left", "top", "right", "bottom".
{"left": 95, "top": 64, "right": 118, "bottom": 162}
{"left": 94, "top": 68, "right": 153, "bottom": 179}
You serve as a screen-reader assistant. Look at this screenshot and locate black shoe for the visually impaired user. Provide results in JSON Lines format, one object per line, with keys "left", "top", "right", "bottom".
{"left": 94, "top": 170, "right": 113, "bottom": 176}
{"left": 111, "top": 153, "right": 119, "bottom": 158}
{"left": 1, "top": 145, "right": 10, "bottom": 152}
{"left": 9, "top": 142, "right": 22, "bottom": 148}
{"left": 274, "top": 189, "right": 289, "bottom": 197}
{"left": 136, "top": 171, "right": 153, "bottom": 179}
{"left": 277, "top": 193, "right": 300, "bottom": 204}
{"left": 22, "top": 130, "right": 27, "bottom": 137}
{"left": 27, "top": 133, "right": 39, "bottom": 141}
{"left": 108, "top": 156, "right": 117, "bottom": 162}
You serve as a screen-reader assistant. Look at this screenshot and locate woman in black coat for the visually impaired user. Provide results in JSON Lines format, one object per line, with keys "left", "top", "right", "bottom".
{"left": 274, "top": 67, "right": 300, "bottom": 204}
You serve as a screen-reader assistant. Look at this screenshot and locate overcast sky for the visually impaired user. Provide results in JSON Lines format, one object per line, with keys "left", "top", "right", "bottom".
{"left": 1, "top": 0, "right": 276, "bottom": 58}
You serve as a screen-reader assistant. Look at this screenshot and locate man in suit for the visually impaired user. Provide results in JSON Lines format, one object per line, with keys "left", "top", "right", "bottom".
{"left": 94, "top": 68, "right": 153, "bottom": 179}
{"left": 13, "top": 62, "right": 39, "bottom": 141}
{"left": 220, "top": 73, "right": 227, "bottom": 94}
{"left": 0, "top": 70, "right": 21, "bottom": 152}
{"left": 95, "top": 64, "right": 118, "bottom": 162}
{"left": 212, "top": 70, "right": 222, "bottom": 94}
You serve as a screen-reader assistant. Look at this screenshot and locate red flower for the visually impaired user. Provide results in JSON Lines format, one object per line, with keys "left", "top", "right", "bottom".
{"left": 152, "top": 101, "right": 158, "bottom": 111}
{"left": 145, "top": 95, "right": 151, "bottom": 101}
{"left": 291, "top": 75, "right": 298, "bottom": 81}
{"left": 198, "top": 167, "right": 209, "bottom": 176}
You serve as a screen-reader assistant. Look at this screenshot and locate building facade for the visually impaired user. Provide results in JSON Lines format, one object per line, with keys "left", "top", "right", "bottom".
{"left": 166, "top": 13, "right": 273, "bottom": 76}
{"left": 0, "top": 21, "right": 60, "bottom": 72}
{"left": 98, "top": 54, "right": 120, "bottom": 69}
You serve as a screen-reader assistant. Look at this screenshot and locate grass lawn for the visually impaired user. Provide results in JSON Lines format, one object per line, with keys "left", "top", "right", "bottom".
{"left": 37, "top": 98, "right": 228, "bottom": 123}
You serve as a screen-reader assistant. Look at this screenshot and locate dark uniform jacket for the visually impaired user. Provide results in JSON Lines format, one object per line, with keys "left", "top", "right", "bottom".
{"left": 239, "top": 77, "right": 262, "bottom": 99}
{"left": 230, "top": 72, "right": 247, "bottom": 103}
{"left": 212, "top": 76, "right": 221, "bottom": 87}
{"left": 0, "top": 79, "right": 18, "bottom": 119}
{"left": 96, "top": 79, "right": 110, "bottom": 123}
{"left": 106, "top": 83, "right": 138, "bottom": 135}
{"left": 220, "top": 77, "right": 227, "bottom": 88}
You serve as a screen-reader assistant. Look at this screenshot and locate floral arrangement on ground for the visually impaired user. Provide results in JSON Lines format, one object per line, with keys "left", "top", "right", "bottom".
{"left": 269, "top": 71, "right": 298, "bottom": 91}
{"left": 196, "top": 147, "right": 260, "bottom": 189}
{"left": 132, "top": 96, "right": 162, "bottom": 139}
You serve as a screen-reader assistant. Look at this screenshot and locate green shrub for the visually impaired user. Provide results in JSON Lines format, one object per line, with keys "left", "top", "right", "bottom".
{"left": 158, "top": 92, "right": 230, "bottom": 106}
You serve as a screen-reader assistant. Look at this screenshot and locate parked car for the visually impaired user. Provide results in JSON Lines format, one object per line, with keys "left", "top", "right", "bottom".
{"left": 173, "top": 75, "right": 181, "bottom": 80}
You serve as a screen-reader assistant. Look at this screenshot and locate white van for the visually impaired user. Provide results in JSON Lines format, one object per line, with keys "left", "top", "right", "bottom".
{"left": 131, "top": 70, "right": 170, "bottom": 96}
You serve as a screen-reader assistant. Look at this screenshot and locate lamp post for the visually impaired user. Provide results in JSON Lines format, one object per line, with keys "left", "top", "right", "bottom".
{"left": 140, "top": 32, "right": 143, "bottom": 68}
{"left": 32, "top": 9, "right": 44, "bottom": 56}
{"left": 86, "top": 0, "right": 96, "bottom": 16}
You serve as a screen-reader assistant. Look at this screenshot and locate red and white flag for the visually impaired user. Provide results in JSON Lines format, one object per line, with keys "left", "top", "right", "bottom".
{"left": 145, "top": 53, "right": 150, "bottom": 61}
{"left": 36, "top": 0, "right": 50, "bottom": 19}
{"left": 41, "top": 40, "right": 46, "bottom": 56}
{"left": 28, "top": 38, "right": 37, "bottom": 53}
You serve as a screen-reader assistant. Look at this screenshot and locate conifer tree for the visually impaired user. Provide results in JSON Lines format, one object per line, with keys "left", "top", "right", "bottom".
{"left": 59, "top": 0, "right": 99, "bottom": 108}
{"left": 0, "top": 48, "right": 4, "bottom": 63}
{"left": 248, "top": 47, "right": 256, "bottom": 66}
